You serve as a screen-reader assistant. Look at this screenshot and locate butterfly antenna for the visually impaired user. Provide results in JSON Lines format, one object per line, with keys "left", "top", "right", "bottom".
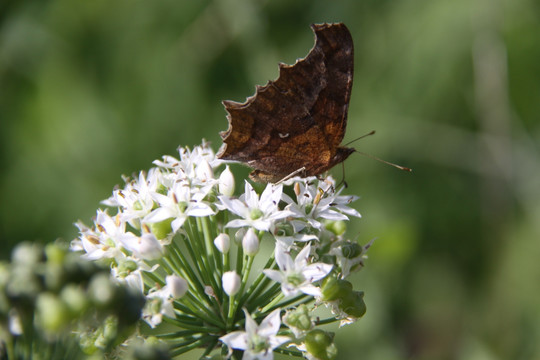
{"left": 344, "top": 130, "right": 376, "bottom": 146}
{"left": 354, "top": 150, "right": 412, "bottom": 172}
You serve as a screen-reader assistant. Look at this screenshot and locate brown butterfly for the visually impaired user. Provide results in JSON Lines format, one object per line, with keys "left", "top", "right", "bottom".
{"left": 217, "top": 23, "right": 355, "bottom": 183}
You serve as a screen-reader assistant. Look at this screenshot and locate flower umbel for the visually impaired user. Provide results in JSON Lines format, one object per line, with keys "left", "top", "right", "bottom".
{"left": 70, "top": 142, "right": 369, "bottom": 359}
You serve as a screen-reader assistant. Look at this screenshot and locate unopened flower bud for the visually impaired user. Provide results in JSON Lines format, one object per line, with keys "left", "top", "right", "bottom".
{"left": 341, "top": 242, "right": 362, "bottom": 259}
{"left": 321, "top": 277, "right": 352, "bottom": 302}
{"left": 339, "top": 290, "right": 366, "bottom": 318}
{"left": 149, "top": 218, "right": 173, "bottom": 240}
{"left": 219, "top": 166, "right": 235, "bottom": 196}
{"left": 8, "top": 310, "right": 22, "bottom": 335}
{"left": 324, "top": 220, "right": 347, "bottom": 236}
{"left": 305, "top": 329, "right": 338, "bottom": 360}
{"left": 284, "top": 304, "right": 312, "bottom": 332}
{"left": 214, "top": 233, "right": 231, "bottom": 253}
{"left": 242, "top": 228, "right": 259, "bottom": 256}
{"left": 197, "top": 159, "right": 214, "bottom": 180}
{"left": 166, "top": 275, "right": 188, "bottom": 298}
{"left": 222, "top": 271, "right": 241, "bottom": 296}
{"left": 44, "top": 243, "right": 67, "bottom": 265}
{"left": 89, "top": 273, "right": 116, "bottom": 306}
{"left": 35, "top": 293, "right": 70, "bottom": 332}
{"left": 234, "top": 228, "right": 246, "bottom": 244}
{"left": 60, "top": 284, "right": 89, "bottom": 315}
{"left": 12, "top": 242, "right": 43, "bottom": 266}
{"left": 132, "top": 234, "right": 163, "bottom": 260}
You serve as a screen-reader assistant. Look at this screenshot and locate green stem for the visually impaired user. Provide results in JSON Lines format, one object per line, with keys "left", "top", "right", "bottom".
{"left": 183, "top": 218, "right": 213, "bottom": 286}
{"left": 235, "top": 237, "right": 244, "bottom": 275}
{"left": 157, "top": 329, "right": 200, "bottom": 339}
{"left": 200, "top": 337, "right": 220, "bottom": 359}
{"left": 228, "top": 255, "right": 254, "bottom": 321}
{"left": 240, "top": 255, "right": 276, "bottom": 305}
{"left": 180, "top": 294, "right": 224, "bottom": 328}
{"left": 226, "top": 294, "right": 236, "bottom": 329}
{"left": 198, "top": 216, "right": 220, "bottom": 292}
{"left": 275, "top": 346, "right": 304, "bottom": 357}
{"left": 168, "top": 239, "right": 212, "bottom": 306}
{"left": 276, "top": 293, "right": 311, "bottom": 309}
{"left": 315, "top": 317, "right": 341, "bottom": 325}
{"left": 168, "top": 335, "right": 217, "bottom": 357}
{"left": 260, "top": 292, "right": 284, "bottom": 314}
{"left": 247, "top": 282, "right": 282, "bottom": 313}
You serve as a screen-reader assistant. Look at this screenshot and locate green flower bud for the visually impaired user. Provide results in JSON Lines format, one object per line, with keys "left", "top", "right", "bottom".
{"left": 35, "top": 292, "right": 70, "bottom": 332}
{"left": 149, "top": 218, "right": 173, "bottom": 240}
{"left": 305, "top": 329, "right": 337, "bottom": 360}
{"left": 274, "top": 222, "right": 294, "bottom": 237}
{"left": 116, "top": 259, "right": 138, "bottom": 278}
{"left": 339, "top": 291, "right": 366, "bottom": 318}
{"left": 284, "top": 304, "right": 312, "bottom": 331}
{"left": 101, "top": 316, "right": 119, "bottom": 344}
{"left": 44, "top": 262, "right": 66, "bottom": 292}
{"left": 88, "top": 273, "right": 117, "bottom": 308}
{"left": 321, "top": 277, "right": 352, "bottom": 302}
{"left": 341, "top": 242, "right": 362, "bottom": 259}
{"left": 60, "top": 284, "right": 89, "bottom": 315}
{"left": 44, "top": 242, "right": 67, "bottom": 265}
{"left": 324, "top": 220, "right": 346, "bottom": 236}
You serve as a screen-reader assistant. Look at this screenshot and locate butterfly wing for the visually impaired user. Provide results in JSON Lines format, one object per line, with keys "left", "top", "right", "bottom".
{"left": 217, "top": 23, "right": 354, "bottom": 181}
{"left": 310, "top": 23, "right": 354, "bottom": 149}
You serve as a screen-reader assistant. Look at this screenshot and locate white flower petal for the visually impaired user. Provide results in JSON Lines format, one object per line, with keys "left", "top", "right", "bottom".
{"left": 219, "top": 196, "right": 249, "bottom": 217}
{"left": 318, "top": 209, "right": 349, "bottom": 221}
{"left": 274, "top": 246, "right": 294, "bottom": 271}
{"left": 226, "top": 219, "right": 251, "bottom": 229}
{"left": 302, "top": 263, "right": 333, "bottom": 282}
{"left": 220, "top": 331, "right": 248, "bottom": 350}
{"left": 335, "top": 205, "right": 361, "bottom": 217}
{"left": 171, "top": 217, "right": 187, "bottom": 233}
{"left": 166, "top": 275, "right": 188, "bottom": 298}
{"left": 144, "top": 207, "right": 175, "bottom": 223}
{"left": 263, "top": 269, "right": 285, "bottom": 283}
{"left": 187, "top": 204, "right": 215, "bottom": 217}
{"left": 298, "top": 284, "right": 322, "bottom": 297}
{"left": 258, "top": 309, "right": 282, "bottom": 337}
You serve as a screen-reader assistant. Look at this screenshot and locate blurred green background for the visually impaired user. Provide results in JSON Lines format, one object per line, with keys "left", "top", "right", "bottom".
{"left": 1, "top": 0, "right": 539, "bottom": 359}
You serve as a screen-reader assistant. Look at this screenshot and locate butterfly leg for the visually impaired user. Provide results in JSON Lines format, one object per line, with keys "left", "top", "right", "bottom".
{"left": 337, "top": 161, "right": 349, "bottom": 188}
{"left": 275, "top": 167, "right": 307, "bottom": 185}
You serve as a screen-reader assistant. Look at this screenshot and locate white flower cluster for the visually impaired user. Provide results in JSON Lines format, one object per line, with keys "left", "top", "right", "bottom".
{"left": 71, "top": 141, "right": 368, "bottom": 360}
